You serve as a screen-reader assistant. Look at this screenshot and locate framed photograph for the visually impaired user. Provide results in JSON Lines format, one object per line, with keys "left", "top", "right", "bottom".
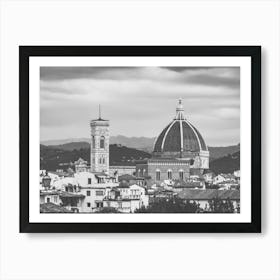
{"left": 20, "top": 46, "right": 261, "bottom": 233}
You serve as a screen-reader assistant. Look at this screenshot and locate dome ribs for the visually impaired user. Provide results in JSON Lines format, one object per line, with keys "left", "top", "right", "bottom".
{"left": 162, "top": 121, "right": 181, "bottom": 152}
{"left": 182, "top": 121, "right": 200, "bottom": 152}
{"left": 152, "top": 99, "right": 208, "bottom": 155}
{"left": 153, "top": 122, "right": 172, "bottom": 152}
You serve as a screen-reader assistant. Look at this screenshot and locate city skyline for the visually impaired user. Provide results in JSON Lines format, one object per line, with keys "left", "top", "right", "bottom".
{"left": 40, "top": 66, "right": 240, "bottom": 146}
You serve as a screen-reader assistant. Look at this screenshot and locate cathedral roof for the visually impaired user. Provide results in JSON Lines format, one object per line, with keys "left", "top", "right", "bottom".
{"left": 153, "top": 99, "right": 208, "bottom": 154}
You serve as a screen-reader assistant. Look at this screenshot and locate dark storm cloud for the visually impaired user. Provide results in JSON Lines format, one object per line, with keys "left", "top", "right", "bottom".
{"left": 41, "top": 66, "right": 240, "bottom": 91}
{"left": 40, "top": 66, "right": 240, "bottom": 146}
{"left": 40, "top": 67, "right": 140, "bottom": 81}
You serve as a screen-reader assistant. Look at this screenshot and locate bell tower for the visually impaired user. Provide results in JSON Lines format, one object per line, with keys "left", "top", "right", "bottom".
{"left": 90, "top": 105, "right": 109, "bottom": 174}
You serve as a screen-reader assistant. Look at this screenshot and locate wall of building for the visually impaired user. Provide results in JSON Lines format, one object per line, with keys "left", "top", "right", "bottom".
{"left": 79, "top": 186, "right": 107, "bottom": 212}
{"left": 90, "top": 120, "right": 110, "bottom": 174}
{"left": 40, "top": 194, "right": 61, "bottom": 205}
{"left": 109, "top": 166, "right": 136, "bottom": 177}
{"left": 136, "top": 161, "right": 190, "bottom": 184}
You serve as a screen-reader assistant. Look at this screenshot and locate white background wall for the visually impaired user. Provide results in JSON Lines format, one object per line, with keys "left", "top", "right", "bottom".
{"left": 0, "top": 0, "right": 279, "bottom": 279}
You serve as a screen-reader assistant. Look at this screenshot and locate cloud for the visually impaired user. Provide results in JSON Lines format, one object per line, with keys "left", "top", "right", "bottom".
{"left": 40, "top": 66, "right": 240, "bottom": 146}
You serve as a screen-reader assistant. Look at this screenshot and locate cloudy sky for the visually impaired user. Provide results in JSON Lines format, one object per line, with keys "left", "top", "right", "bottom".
{"left": 40, "top": 66, "right": 240, "bottom": 146}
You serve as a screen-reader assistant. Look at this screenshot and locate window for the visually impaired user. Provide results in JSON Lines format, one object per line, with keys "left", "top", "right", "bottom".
{"left": 99, "top": 158, "right": 102, "bottom": 164}
{"left": 167, "top": 170, "right": 172, "bottom": 180}
{"left": 88, "top": 178, "right": 92, "bottom": 184}
{"left": 86, "top": 190, "right": 91, "bottom": 196}
{"left": 87, "top": 202, "right": 91, "bottom": 207}
{"left": 156, "top": 170, "right": 161, "bottom": 181}
{"left": 179, "top": 171, "right": 184, "bottom": 180}
{"left": 96, "top": 190, "right": 104, "bottom": 196}
{"left": 100, "top": 136, "right": 105, "bottom": 149}
{"left": 92, "top": 136, "right": 95, "bottom": 148}
{"left": 46, "top": 197, "right": 50, "bottom": 203}
{"left": 103, "top": 158, "right": 105, "bottom": 164}
{"left": 96, "top": 202, "right": 103, "bottom": 208}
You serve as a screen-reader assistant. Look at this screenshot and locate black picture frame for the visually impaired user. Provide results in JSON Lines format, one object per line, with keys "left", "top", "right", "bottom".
{"left": 19, "top": 46, "right": 261, "bottom": 233}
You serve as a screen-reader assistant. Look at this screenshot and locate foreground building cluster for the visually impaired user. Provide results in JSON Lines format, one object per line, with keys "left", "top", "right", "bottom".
{"left": 40, "top": 99, "right": 240, "bottom": 213}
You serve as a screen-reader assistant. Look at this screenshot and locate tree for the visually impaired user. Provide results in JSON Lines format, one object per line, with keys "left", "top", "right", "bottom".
{"left": 208, "top": 197, "right": 235, "bottom": 213}
{"left": 135, "top": 197, "right": 200, "bottom": 213}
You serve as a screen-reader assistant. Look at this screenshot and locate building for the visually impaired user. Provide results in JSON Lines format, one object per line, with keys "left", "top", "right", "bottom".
{"left": 213, "top": 173, "right": 236, "bottom": 185}
{"left": 40, "top": 190, "right": 61, "bottom": 205}
{"left": 74, "top": 158, "right": 90, "bottom": 173}
{"left": 59, "top": 191, "right": 85, "bottom": 212}
{"left": 203, "top": 171, "right": 215, "bottom": 183}
{"left": 109, "top": 165, "right": 136, "bottom": 177}
{"left": 90, "top": 107, "right": 110, "bottom": 174}
{"left": 136, "top": 99, "right": 209, "bottom": 185}
{"left": 103, "top": 184, "right": 149, "bottom": 213}
{"left": 172, "top": 180, "right": 204, "bottom": 192}
{"left": 152, "top": 99, "right": 209, "bottom": 173}
{"left": 118, "top": 174, "right": 145, "bottom": 187}
{"left": 136, "top": 158, "right": 190, "bottom": 185}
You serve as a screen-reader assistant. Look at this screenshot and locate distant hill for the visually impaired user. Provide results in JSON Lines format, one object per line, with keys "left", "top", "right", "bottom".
{"left": 50, "top": 141, "right": 90, "bottom": 151}
{"left": 41, "top": 138, "right": 90, "bottom": 146}
{"left": 40, "top": 144, "right": 151, "bottom": 172}
{"left": 111, "top": 135, "right": 156, "bottom": 152}
{"left": 209, "top": 151, "right": 240, "bottom": 175}
{"left": 208, "top": 144, "right": 240, "bottom": 160}
{"left": 41, "top": 140, "right": 240, "bottom": 174}
{"left": 42, "top": 136, "right": 156, "bottom": 152}
{"left": 42, "top": 137, "right": 239, "bottom": 158}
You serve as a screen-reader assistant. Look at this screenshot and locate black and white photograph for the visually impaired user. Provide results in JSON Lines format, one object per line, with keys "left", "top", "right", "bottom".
{"left": 3, "top": 1, "right": 280, "bottom": 279}
{"left": 19, "top": 46, "right": 260, "bottom": 232}
{"left": 39, "top": 66, "right": 241, "bottom": 214}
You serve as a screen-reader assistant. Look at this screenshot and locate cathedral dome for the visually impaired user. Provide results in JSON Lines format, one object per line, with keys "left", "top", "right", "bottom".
{"left": 153, "top": 99, "right": 208, "bottom": 156}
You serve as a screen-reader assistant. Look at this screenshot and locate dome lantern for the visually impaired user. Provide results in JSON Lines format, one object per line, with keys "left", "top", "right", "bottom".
{"left": 175, "top": 98, "right": 186, "bottom": 120}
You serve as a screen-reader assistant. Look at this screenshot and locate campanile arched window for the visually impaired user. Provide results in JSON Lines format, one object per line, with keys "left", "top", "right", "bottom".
{"left": 100, "top": 136, "right": 105, "bottom": 149}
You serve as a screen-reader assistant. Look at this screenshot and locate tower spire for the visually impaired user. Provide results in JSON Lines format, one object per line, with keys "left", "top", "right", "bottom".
{"left": 175, "top": 98, "right": 186, "bottom": 120}
{"left": 99, "top": 104, "right": 101, "bottom": 120}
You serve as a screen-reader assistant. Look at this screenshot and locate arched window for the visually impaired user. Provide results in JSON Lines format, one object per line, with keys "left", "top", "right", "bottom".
{"left": 100, "top": 136, "right": 105, "bottom": 149}
{"left": 99, "top": 157, "right": 102, "bottom": 164}
{"left": 167, "top": 170, "right": 172, "bottom": 180}
{"left": 156, "top": 170, "right": 161, "bottom": 181}
{"left": 179, "top": 170, "right": 184, "bottom": 180}
{"left": 92, "top": 136, "right": 95, "bottom": 148}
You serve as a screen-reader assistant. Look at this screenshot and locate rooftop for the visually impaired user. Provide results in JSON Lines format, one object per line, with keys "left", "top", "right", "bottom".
{"left": 40, "top": 203, "right": 72, "bottom": 213}
{"left": 59, "top": 191, "right": 85, "bottom": 198}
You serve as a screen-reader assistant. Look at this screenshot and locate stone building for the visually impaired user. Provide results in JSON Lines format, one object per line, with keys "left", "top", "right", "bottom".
{"left": 136, "top": 99, "right": 209, "bottom": 185}
{"left": 136, "top": 158, "right": 190, "bottom": 183}
{"left": 90, "top": 107, "right": 110, "bottom": 174}
{"left": 74, "top": 158, "right": 90, "bottom": 173}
